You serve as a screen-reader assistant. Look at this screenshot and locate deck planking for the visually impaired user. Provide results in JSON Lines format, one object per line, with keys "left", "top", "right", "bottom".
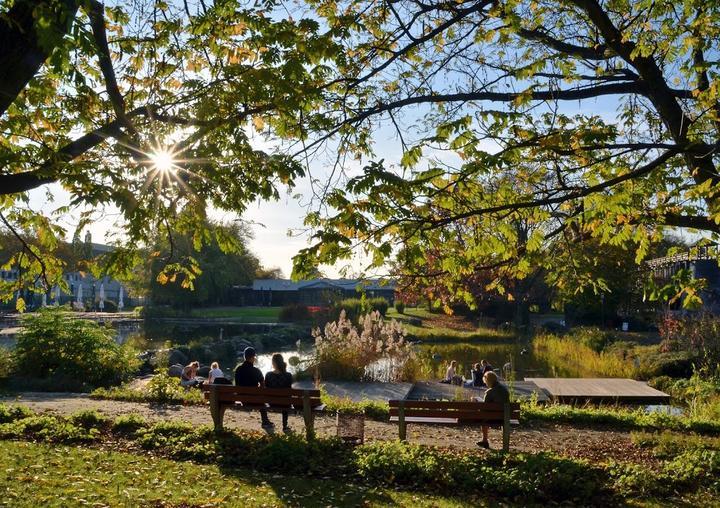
{"left": 525, "top": 377, "right": 670, "bottom": 405}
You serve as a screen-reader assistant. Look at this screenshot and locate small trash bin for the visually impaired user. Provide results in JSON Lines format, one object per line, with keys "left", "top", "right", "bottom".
{"left": 336, "top": 412, "right": 365, "bottom": 444}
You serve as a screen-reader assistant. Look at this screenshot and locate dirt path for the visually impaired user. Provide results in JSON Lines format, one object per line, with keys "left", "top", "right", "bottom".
{"left": 1, "top": 392, "right": 656, "bottom": 465}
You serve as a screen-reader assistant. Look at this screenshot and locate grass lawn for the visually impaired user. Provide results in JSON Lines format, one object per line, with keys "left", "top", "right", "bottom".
{"left": 190, "top": 306, "right": 281, "bottom": 322}
{"left": 387, "top": 307, "right": 515, "bottom": 341}
{"left": 0, "top": 440, "right": 474, "bottom": 507}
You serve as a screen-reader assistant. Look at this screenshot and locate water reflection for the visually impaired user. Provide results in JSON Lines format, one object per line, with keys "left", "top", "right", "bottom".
{"left": 415, "top": 341, "right": 553, "bottom": 380}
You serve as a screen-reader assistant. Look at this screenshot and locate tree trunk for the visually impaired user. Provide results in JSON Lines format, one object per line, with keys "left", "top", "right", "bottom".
{"left": 0, "top": 0, "right": 79, "bottom": 116}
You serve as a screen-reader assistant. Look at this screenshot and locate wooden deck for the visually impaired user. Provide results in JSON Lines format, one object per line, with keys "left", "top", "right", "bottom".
{"left": 525, "top": 378, "right": 670, "bottom": 405}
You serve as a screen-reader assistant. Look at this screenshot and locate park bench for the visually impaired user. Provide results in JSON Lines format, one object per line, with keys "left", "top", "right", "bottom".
{"left": 388, "top": 400, "right": 520, "bottom": 451}
{"left": 201, "top": 384, "right": 324, "bottom": 439}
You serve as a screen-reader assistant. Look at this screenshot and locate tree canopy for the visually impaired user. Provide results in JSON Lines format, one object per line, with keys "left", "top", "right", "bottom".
{"left": 4, "top": 0, "right": 720, "bottom": 309}
{"left": 0, "top": 0, "right": 340, "bottom": 303}
{"left": 292, "top": 0, "right": 720, "bottom": 307}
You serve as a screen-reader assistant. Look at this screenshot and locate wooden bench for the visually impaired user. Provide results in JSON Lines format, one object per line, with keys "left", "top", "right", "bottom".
{"left": 388, "top": 400, "right": 520, "bottom": 451}
{"left": 201, "top": 385, "right": 324, "bottom": 439}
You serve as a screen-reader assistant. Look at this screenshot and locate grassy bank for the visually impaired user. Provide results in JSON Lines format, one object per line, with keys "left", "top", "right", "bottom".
{"left": 0, "top": 440, "right": 469, "bottom": 507}
{"left": 1, "top": 404, "right": 719, "bottom": 505}
{"left": 190, "top": 306, "right": 281, "bottom": 321}
{"left": 387, "top": 308, "right": 515, "bottom": 342}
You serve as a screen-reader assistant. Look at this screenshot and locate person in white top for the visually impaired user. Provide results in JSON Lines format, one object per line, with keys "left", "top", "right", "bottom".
{"left": 207, "top": 361, "right": 225, "bottom": 384}
{"left": 441, "top": 360, "right": 457, "bottom": 384}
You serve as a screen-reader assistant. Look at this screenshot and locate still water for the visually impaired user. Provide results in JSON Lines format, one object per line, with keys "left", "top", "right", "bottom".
{"left": 122, "top": 319, "right": 559, "bottom": 379}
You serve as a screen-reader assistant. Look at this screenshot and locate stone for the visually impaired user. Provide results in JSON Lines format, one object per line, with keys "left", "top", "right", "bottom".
{"left": 167, "top": 364, "right": 184, "bottom": 377}
{"left": 167, "top": 349, "right": 188, "bottom": 367}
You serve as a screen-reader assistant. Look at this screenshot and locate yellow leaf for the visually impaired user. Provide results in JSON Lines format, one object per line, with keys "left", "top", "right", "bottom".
{"left": 252, "top": 116, "right": 265, "bottom": 131}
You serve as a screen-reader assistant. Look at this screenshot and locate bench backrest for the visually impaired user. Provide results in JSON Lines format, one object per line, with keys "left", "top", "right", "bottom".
{"left": 201, "top": 384, "right": 322, "bottom": 408}
{"left": 388, "top": 400, "right": 520, "bottom": 422}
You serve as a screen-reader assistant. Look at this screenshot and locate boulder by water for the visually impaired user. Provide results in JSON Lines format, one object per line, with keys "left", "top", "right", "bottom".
{"left": 167, "top": 364, "right": 184, "bottom": 377}
{"left": 167, "top": 349, "right": 189, "bottom": 366}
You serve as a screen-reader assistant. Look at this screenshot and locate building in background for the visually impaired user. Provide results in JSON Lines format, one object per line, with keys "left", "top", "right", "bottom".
{"left": 231, "top": 278, "right": 396, "bottom": 306}
{"left": 0, "top": 232, "right": 138, "bottom": 311}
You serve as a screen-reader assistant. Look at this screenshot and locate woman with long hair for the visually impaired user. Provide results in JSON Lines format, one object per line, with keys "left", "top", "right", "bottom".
{"left": 264, "top": 353, "right": 293, "bottom": 432}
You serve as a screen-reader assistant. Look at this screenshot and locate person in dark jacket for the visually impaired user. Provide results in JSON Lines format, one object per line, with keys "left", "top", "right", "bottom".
{"left": 234, "top": 347, "right": 272, "bottom": 428}
{"left": 265, "top": 353, "right": 293, "bottom": 433}
{"left": 477, "top": 371, "right": 510, "bottom": 449}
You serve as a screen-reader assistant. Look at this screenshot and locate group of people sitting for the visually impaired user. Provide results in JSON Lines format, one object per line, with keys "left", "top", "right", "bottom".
{"left": 441, "top": 359, "right": 495, "bottom": 387}
{"left": 179, "top": 347, "right": 293, "bottom": 432}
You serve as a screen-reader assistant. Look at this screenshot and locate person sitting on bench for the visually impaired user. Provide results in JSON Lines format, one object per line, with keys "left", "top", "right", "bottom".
{"left": 477, "top": 371, "right": 510, "bottom": 449}
{"left": 234, "top": 347, "right": 273, "bottom": 429}
{"left": 264, "top": 353, "right": 293, "bottom": 433}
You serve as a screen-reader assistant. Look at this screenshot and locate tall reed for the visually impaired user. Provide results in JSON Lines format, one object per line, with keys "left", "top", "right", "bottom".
{"left": 533, "top": 334, "right": 635, "bottom": 378}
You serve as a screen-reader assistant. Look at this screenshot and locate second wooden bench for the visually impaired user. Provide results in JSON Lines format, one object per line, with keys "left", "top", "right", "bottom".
{"left": 388, "top": 399, "right": 520, "bottom": 451}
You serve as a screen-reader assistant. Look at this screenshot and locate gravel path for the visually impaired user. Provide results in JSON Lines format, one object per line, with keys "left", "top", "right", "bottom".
{"left": 0, "top": 392, "right": 657, "bottom": 465}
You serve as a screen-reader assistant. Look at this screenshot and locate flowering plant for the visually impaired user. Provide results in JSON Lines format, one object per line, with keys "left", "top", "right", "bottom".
{"left": 312, "top": 310, "right": 416, "bottom": 381}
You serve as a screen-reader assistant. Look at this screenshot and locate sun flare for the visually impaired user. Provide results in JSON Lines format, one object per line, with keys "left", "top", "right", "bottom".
{"left": 151, "top": 149, "right": 175, "bottom": 172}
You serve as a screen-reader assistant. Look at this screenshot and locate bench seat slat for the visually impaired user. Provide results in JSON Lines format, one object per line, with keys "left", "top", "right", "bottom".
{"left": 389, "top": 400, "right": 519, "bottom": 411}
{"left": 201, "top": 385, "right": 320, "bottom": 397}
{"left": 214, "top": 394, "right": 317, "bottom": 406}
{"left": 393, "top": 410, "right": 507, "bottom": 420}
{"left": 390, "top": 408, "right": 519, "bottom": 420}
{"left": 390, "top": 416, "right": 520, "bottom": 426}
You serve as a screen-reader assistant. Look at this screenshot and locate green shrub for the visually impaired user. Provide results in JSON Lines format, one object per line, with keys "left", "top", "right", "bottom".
{"left": 354, "top": 442, "right": 603, "bottom": 502}
{"left": 635, "top": 350, "right": 696, "bottom": 379}
{"left": 321, "top": 392, "right": 389, "bottom": 421}
{"left": 0, "top": 403, "right": 33, "bottom": 423}
{"left": 0, "top": 348, "right": 14, "bottom": 381}
{"left": 147, "top": 372, "right": 203, "bottom": 403}
{"left": 332, "top": 297, "right": 390, "bottom": 322}
{"left": 569, "top": 327, "right": 617, "bottom": 352}
{"left": 278, "top": 304, "right": 311, "bottom": 323}
{"left": 112, "top": 413, "right": 147, "bottom": 434}
{"left": 0, "top": 414, "right": 100, "bottom": 443}
{"left": 68, "top": 410, "right": 109, "bottom": 429}
{"left": 394, "top": 301, "right": 405, "bottom": 314}
{"left": 90, "top": 378, "right": 204, "bottom": 405}
{"left": 606, "top": 461, "right": 666, "bottom": 497}
{"left": 522, "top": 401, "right": 720, "bottom": 435}
{"left": 15, "top": 307, "right": 139, "bottom": 388}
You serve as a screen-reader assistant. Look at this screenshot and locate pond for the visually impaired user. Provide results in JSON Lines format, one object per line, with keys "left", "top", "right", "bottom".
{"left": 412, "top": 340, "right": 595, "bottom": 380}
{"left": 122, "top": 319, "right": 569, "bottom": 380}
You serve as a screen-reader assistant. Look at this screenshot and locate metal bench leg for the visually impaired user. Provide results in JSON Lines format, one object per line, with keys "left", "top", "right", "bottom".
{"left": 502, "top": 403, "right": 510, "bottom": 452}
{"left": 398, "top": 401, "right": 407, "bottom": 441}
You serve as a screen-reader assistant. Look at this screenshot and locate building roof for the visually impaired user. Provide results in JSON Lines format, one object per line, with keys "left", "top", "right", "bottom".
{"left": 252, "top": 278, "right": 396, "bottom": 292}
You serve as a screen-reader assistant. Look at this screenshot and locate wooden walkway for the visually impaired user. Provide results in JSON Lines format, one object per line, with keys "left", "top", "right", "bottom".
{"left": 525, "top": 378, "right": 670, "bottom": 405}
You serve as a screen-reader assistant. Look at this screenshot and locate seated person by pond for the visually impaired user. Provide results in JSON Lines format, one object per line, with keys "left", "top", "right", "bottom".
{"left": 208, "top": 361, "right": 230, "bottom": 384}
{"left": 471, "top": 363, "right": 483, "bottom": 387}
{"left": 264, "top": 353, "right": 293, "bottom": 433}
{"left": 478, "top": 371, "right": 510, "bottom": 449}
{"left": 481, "top": 359, "right": 494, "bottom": 375}
{"left": 180, "top": 361, "right": 201, "bottom": 387}
{"left": 441, "top": 360, "right": 462, "bottom": 385}
{"left": 234, "top": 347, "right": 273, "bottom": 429}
